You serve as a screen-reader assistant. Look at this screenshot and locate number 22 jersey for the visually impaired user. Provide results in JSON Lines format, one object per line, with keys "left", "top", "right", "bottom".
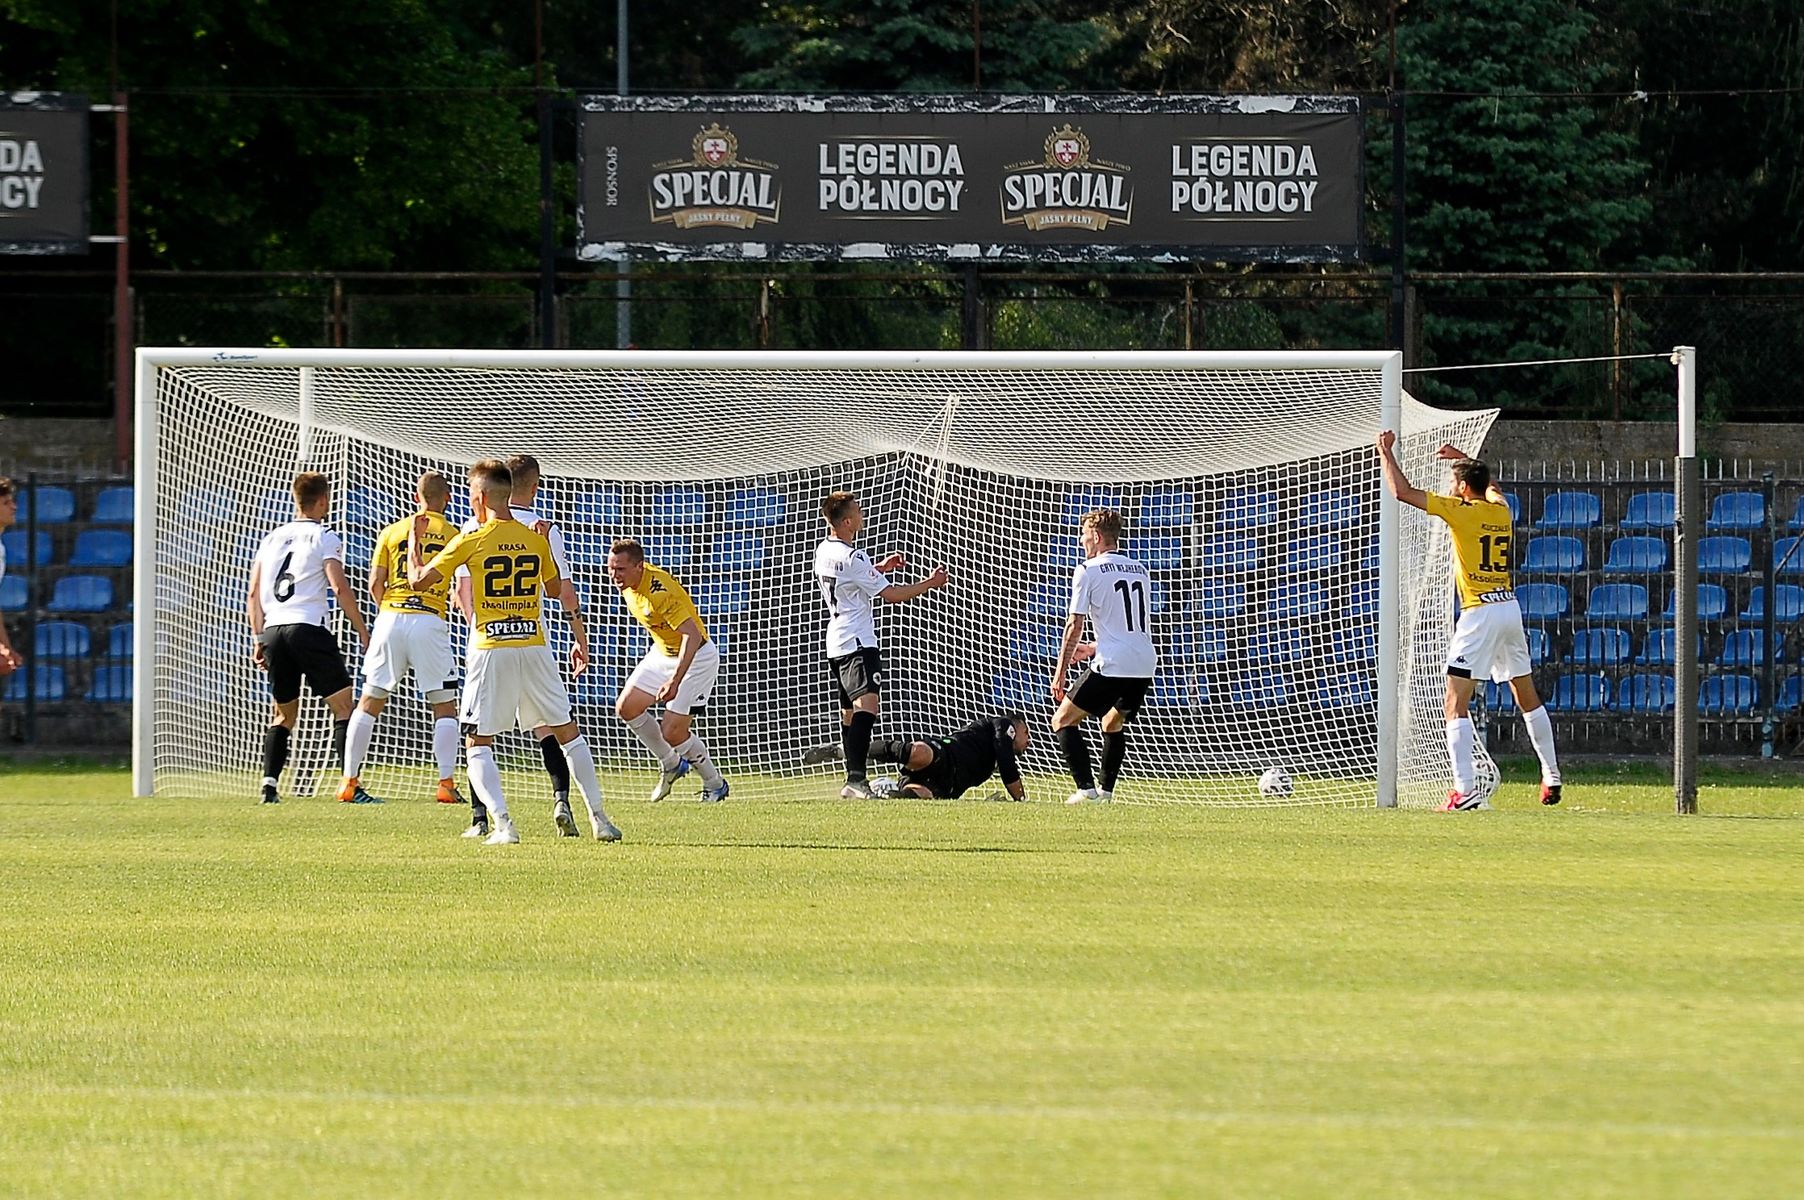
{"left": 425, "top": 519, "right": 560, "bottom": 649}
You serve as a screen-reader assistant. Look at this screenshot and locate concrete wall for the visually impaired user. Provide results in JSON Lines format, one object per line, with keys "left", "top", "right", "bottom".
{"left": 0, "top": 418, "right": 120, "bottom": 476}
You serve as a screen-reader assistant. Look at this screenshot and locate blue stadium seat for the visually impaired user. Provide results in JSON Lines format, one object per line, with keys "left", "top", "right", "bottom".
{"left": 178, "top": 488, "right": 236, "bottom": 529}
{"left": 561, "top": 529, "right": 610, "bottom": 568}
{"left": 1135, "top": 535, "right": 1185, "bottom": 571}
{"left": 68, "top": 529, "right": 133, "bottom": 568}
{"left": 91, "top": 486, "right": 135, "bottom": 524}
{"left": 1267, "top": 580, "right": 1327, "bottom": 618}
{"left": 1226, "top": 670, "right": 1289, "bottom": 708}
{"left": 342, "top": 486, "right": 391, "bottom": 530}
{"left": 252, "top": 488, "right": 292, "bottom": 528}
{"left": 1007, "top": 622, "right": 1063, "bottom": 663}
{"left": 1698, "top": 536, "right": 1752, "bottom": 575}
{"left": 85, "top": 666, "right": 133, "bottom": 703}
{"left": 1, "top": 529, "right": 52, "bottom": 567}
{"left": 1536, "top": 491, "right": 1601, "bottom": 529}
{"left": 1621, "top": 491, "right": 1676, "bottom": 530}
{"left": 33, "top": 621, "right": 91, "bottom": 659}
{"left": 1043, "top": 533, "right": 1084, "bottom": 573}
{"left": 1138, "top": 488, "right": 1194, "bottom": 528}
{"left": 1483, "top": 680, "right": 1518, "bottom": 713}
{"left": 1347, "top": 579, "right": 1379, "bottom": 616}
{"left": 724, "top": 486, "right": 786, "bottom": 528}
{"left": 1059, "top": 488, "right": 1121, "bottom": 526}
{"left": 1717, "top": 630, "right": 1787, "bottom": 667}
{"left": 1604, "top": 536, "right": 1667, "bottom": 575}
{"left": 1570, "top": 628, "right": 1631, "bottom": 666}
{"left": 1663, "top": 584, "right": 1728, "bottom": 621}
{"left": 1285, "top": 534, "right": 1342, "bottom": 574}
{"left": 18, "top": 486, "right": 76, "bottom": 525}
{"left": 1199, "top": 534, "right": 1260, "bottom": 574}
{"left": 1147, "top": 578, "right": 1171, "bottom": 616}
{"left": 569, "top": 487, "right": 625, "bottom": 528}
{"left": 1319, "top": 625, "right": 1376, "bottom": 663}
{"left": 1215, "top": 489, "right": 1277, "bottom": 530}
{"left": 1636, "top": 628, "right": 1699, "bottom": 666}
{"left": 1516, "top": 582, "right": 1570, "bottom": 620}
{"left": 107, "top": 622, "right": 134, "bottom": 659}
{"left": 2, "top": 665, "right": 65, "bottom": 703}
{"left": 1248, "top": 625, "right": 1309, "bottom": 664}
{"left": 1525, "top": 626, "right": 1553, "bottom": 664}
{"left": 1778, "top": 675, "right": 1804, "bottom": 714}
{"left": 0, "top": 575, "right": 28, "bottom": 611}
{"left": 1587, "top": 583, "right": 1648, "bottom": 620}
{"left": 1615, "top": 673, "right": 1675, "bottom": 714}
{"left": 1549, "top": 673, "right": 1609, "bottom": 712}
{"left": 648, "top": 486, "right": 708, "bottom": 526}
{"left": 1701, "top": 674, "right": 1758, "bottom": 715}
{"left": 1741, "top": 585, "right": 1804, "bottom": 623}
{"left": 1521, "top": 536, "right": 1584, "bottom": 575}
{"left": 1500, "top": 493, "right": 1522, "bottom": 523}
{"left": 1026, "top": 579, "right": 1068, "bottom": 619}
{"left": 1169, "top": 623, "right": 1229, "bottom": 666}
{"left": 47, "top": 575, "right": 113, "bottom": 614}
{"left": 1706, "top": 491, "right": 1764, "bottom": 531}
{"left": 1149, "top": 672, "right": 1200, "bottom": 709}
{"left": 1316, "top": 675, "right": 1375, "bottom": 709}
{"left": 708, "top": 532, "right": 766, "bottom": 572}
{"left": 1774, "top": 537, "right": 1804, "bottom": 576}
{"left": 691, "top": 578, "right": 751, "bottom": 619}
{"left": 1190, "top": 581, "right": 1246, "bottom": 619}
{"left": 640, "top": 533, "right": 693, "bottom": 570}
{"left": 1792, "top": 496, "right": 1804, "bottom": 531}
{"left": 1299, "top": 489, "right": 1360, "bottom": 530}
{"left": 990, "top": 667, "right": 1043, "bottom": 710}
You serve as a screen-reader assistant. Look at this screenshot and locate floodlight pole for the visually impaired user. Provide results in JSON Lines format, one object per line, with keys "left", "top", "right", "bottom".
{"left": 615, "top": 0, "right": 633, "bottom": 349}
{"left": 1673, "top": 346, "right": 1699, "bottom": 814}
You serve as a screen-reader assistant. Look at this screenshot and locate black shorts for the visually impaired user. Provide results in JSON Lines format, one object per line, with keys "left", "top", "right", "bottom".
{"left": 900, "top": 743, "right": 978, "bottom": 800}
{"left": 261, "top": 623, "right": 352, "bottom": 704}
{"left": 829, "top": 648, "right": 884, "bottom": 708}
{"left": 1069, "top": 667, "right": 1151, "bottom": 723}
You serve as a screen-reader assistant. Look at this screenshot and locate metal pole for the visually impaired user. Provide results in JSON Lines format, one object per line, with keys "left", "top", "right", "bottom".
{"left": 1760, "top": 471, "right": 1776, "bottom": 758}
{"left": 1377, "top": 353, "right": 1403, "bottom": 808}
{"left": 538, "top": 93, "right": 557, "bottom": 349}
{"left": 1673, "top": 346, "right": 1699, "bottom": 814}
{"left": 961, "top": 266, "right": 981, "bottom": 350}
{"left": 1389, "top": 92, "right": 1407, "bottom": 360}
{"left": 113, "top": 91, "right": 131, "bottom": 468}
{"left": 615, "top": 0, "right": 633, "bottom": 349}
{"left": 132, "top": 351, "right": 158, "bottom": 797}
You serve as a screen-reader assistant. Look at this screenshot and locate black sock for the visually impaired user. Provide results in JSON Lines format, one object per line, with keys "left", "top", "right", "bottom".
{"left": 539, "top": 734, "right": 570, "bottom": 799}
{"left": 845, "top": 710, "right": 877, "bottom": 781}
{"left": 332, "top": 718, "right": 349, "bottom": 774}
{"left": 261, "top": 725, "right": 291, "bottom": 783}
{"left": 1057, "top": 725, "right": 1096, "bottom": 791}
{"left": 467, "top": 780, "right": 489, "bottom": 824}
{"left": 870, "top": 737, "right": 909, "bottom": 764}
{"left": 1100, "top": 731, "right": 1127, "bottom": 793}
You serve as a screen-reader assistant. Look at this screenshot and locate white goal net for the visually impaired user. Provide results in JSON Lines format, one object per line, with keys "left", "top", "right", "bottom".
{"left": 134, "top": 350, "right": 1496, "bottom": 808}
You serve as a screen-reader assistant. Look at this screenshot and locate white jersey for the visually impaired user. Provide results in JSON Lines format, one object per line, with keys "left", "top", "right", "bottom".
{"left": 1069, "top": 550, "right": 1158, "bottom": 678}
{"left": 254, "top": 520, "right": 343, "bottom": 628}
{"left": 814, "top": 535, "right": 889, "bottom": 658}
{"left": 455, "top": 504, "right": 572, "bottom": 584}
{"left": 0, "top": 532, "right": 7, "bottom": 588}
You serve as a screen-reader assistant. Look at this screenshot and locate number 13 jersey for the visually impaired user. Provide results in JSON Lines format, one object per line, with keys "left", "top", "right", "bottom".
{"left": 1425, "top": 493, "right": 1514, "bottom": 610}
{"left": 254, "top": 519, "right": 344, "bottom": 629}
{"left": 426, "top": 518, "right": 560, "bottom": 649}
{"left": 1069, "top": 551, "right": 1158, "bottom": 679}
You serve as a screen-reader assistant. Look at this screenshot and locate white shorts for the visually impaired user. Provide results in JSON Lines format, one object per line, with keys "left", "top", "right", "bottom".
{"left": 1447, "top": 599, "right": 1533, "bottom": 684}
{"left": 363, "top": 611, "right": 457, "bottom": 702}
{"left": 623, "top": 640, "right": 721, "bottom": 715}
{"left": 460, "top": 643, "right": 572, "bottom": 736}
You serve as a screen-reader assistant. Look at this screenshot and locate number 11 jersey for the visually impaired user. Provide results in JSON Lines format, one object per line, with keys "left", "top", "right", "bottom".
{"left": 425, "top": 518, "right": 560, "bottom": 649}
{"left": 1069, "top": 551, "right": 1158, "bottom": 679}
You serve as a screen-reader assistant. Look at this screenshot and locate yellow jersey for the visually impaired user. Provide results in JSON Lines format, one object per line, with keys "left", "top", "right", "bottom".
{"left": 621, "top": 563, "right": 709, "bottom": 657}
{"left": 425, "top": 518, "right": 561, "bottom": 649}
{"left": 372, "top": 510, "right": 455, "bottom": 619}
{"left": 1426, "top": 492, "right": 1515, "bottom": 610}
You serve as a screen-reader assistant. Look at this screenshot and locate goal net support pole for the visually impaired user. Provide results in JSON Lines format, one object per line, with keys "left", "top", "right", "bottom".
{"left": 1673, "top": 345, "right": 1699, "bottom": 815}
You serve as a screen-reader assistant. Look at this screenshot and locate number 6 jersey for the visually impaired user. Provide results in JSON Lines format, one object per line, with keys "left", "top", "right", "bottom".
{"left": 254, "top": 519, "right": 344, "bottom": 629}
{"left": 1069, "top": 551, "right": 1158, "bottom": 679}
{"left": 425, "top": 518, "right": 560, "bottom": 649}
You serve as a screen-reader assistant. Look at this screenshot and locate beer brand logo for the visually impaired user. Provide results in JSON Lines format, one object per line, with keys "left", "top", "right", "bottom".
{"left": 1000, "top": 124, "right": 1133, "bottom": 232}
{"left": 649, "top": 122, "right": 781, "bottom": 231}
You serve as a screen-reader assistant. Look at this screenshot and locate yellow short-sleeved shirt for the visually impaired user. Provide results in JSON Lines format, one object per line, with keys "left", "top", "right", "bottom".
{"left": 424, "top": 519, "right": 561, "bottom": 649}
{"left": 621, "top": 563, "right": 709, "bottom": 657}
{"left": 1426, "top": 492, "right": 1515, "bottom": 610}
{"left": 371, "top": 511, "right": 455, "bottom": 618}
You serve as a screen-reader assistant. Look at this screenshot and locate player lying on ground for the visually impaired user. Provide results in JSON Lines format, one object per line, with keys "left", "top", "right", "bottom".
{"left": 813, "top": 712, "right": 1030, "bottom": 801}
{"left": 606, "top": 538, "right": 730, "bottom": 803}
{"left": 336, "top": 470, "right": 463, "bottom": 807}
{"left": 1375, "top": 431, "right": 1562, "bottom": 810}
{"left": 247, "top": 471, "right": 372, "bottom": 805}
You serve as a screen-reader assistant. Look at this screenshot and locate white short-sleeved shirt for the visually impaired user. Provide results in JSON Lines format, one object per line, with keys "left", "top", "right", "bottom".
{"left": 0, "top": 534, "right": 8, "bottom": 588}
{"left": 814, "top": 535, "right": 889, "bottom": 658}
{"left": 455, "top": 505, "right": 572, "bottom": 584}
{"left": 254, "top": 520, "right": 343, "bottom": 628}
{"left": 1069, "top": 550, "right": 1158, "bottom": 679}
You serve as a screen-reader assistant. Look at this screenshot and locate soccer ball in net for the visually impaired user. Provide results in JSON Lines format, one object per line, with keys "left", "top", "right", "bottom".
{"left": 1258, "top": 766, "right": 1293, "bottom": 798}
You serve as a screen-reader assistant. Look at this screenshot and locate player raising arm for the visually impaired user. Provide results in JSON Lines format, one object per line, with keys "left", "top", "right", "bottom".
{"left": 410, "top": 459, "right": 620, "bottom": 843}
{"left": 247, "top": 471, "right": 372, "bottom": 805}
{"left": 1376, "top": 431, "right": 1562, "bottom": 809}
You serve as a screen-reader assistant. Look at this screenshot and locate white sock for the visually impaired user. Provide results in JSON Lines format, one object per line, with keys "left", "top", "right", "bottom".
{"left": 432, "top": 717, "right": 460, "bottom": 781}
{"left": 624, "top": 711, "right": 679, "bottom": 770}
{"left": 1446, "top": 717, "right": 1476, "bottom": 796}
{"left": 559, "top": 735, "right": 609, "bottom": 821}
{"left": 343, "top": 709, "right": 376, "bottom": 779}
{"left": 673, "top": 733, "right": 723, "bottom": 787}
{"left": 467, "top": 745, "right": 508, "bottom": 822}
{"left": 1521, "top": 704, "right": 1562, "bottom": 785}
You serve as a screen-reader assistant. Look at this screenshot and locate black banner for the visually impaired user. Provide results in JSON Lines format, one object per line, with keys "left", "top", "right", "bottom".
{"left": 0, "top": 93, "right": 88, "bottom": 255}
{"left": 578, "top": 95, "right": 1363, "bottom": 263}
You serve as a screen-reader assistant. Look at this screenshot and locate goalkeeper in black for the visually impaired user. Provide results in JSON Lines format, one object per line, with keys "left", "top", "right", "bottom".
{"left": 872, "top": 711, "right": 1031, "bottom": 801}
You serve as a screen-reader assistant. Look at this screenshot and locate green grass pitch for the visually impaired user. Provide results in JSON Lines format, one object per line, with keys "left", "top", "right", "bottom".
{"left": 1, "top": 757, "right": 1800, "bottom": 1198}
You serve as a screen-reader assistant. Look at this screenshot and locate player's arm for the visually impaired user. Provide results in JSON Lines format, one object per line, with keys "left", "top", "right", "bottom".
{"left": 367, "top": 530, "right": 390, "bottom": 607}
{"left": 1437, "top": 442, "right": 1509, "bottom": 505}
{"left": 656, "top": 616, "right": 707, "bottom": 702}
{"left": 877, "top": 565, "right": 949, "bottom": 604}
{"left": 993, "top": 721, "right": 1026, "bottom": 801}
{"left": 0, "top": 610, "right": 16, "bottom": 668}
{"left": 246, "top": 560, "right": 267, "bottom": 668}
{"left": 407, "top": 513, "right": 449, "bottom": 590}
{"left": 325, "top": 557, "right": 371, "bottom": 651}
{"left": 1375, "top": 430, "right": 1427, "bottom": 512}
{"left": 1052, "top": 611, "right": 1086, "bottom": 702}
{"left": 453, "top": 572, "right": 473, "bottom": 621}
{"left": 547, "top": 556, "right": 589, "bottom": 676}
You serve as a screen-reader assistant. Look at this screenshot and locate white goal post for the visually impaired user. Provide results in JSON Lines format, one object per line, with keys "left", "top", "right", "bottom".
{"left": 133, "top": 348, "right": 1496, "bottom": 807}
